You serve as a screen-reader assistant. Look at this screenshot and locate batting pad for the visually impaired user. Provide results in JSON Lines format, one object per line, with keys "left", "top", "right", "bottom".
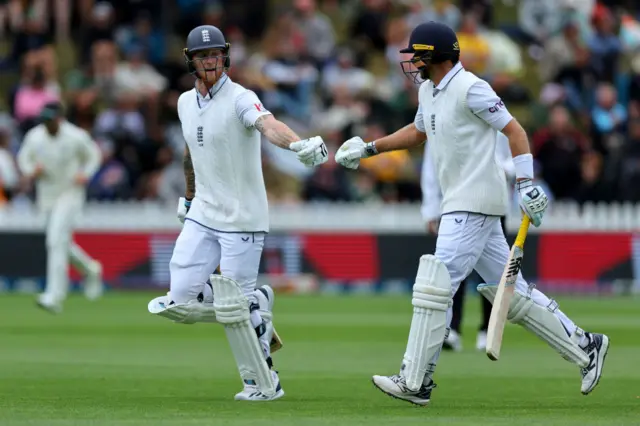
{"left": 478, "top": 283, "right": 589, "bottom": 368}
{"left": 210, "top": 274, "right": 277, "bottom": 397}
{"left": 148, "top": 295, "right": 218, "bottom": 324}
{"left": 402, "top": 255, "right": 452, "bottom": 391}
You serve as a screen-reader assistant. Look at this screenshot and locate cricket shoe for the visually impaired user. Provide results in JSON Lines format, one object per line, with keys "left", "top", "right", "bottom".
{"left": 36, "top": 294, "right": 62, "bottom": 314}
{"left": 580, "top": 332, "right": 610, "bottom": 395}
{"left": 442, "top": 329, "right": 462, "bottom": 352}
{"left": 371, "top": 374, "right": 436, "bottom": 406}
{"left": 234, "top": 369, "right": 285, "bottom": 401}
{"left": 476, "top": 330, "right": 487, "bottom": 351}
{"left": 84, "top": 261, "right": 104, "bottom": 301}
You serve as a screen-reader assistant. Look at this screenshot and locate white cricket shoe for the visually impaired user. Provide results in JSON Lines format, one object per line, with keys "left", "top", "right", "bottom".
{"left": 234, "top": 370, "right": 285, "bottom": 401}
{"left": 580, "top": 332, "right": 610, "bottom": 395}
{"left": 476, "top": 330, "right": 487, "bottom": 351}
{"left": 442, "top": 329, "right": 462, "bottom": 352}
{"left": 84, "top": 261, "right": 104, "bottom": 301}
{"left": 36, "top": 294, "right": 62, "bottom": 314}
{"left": 371, "top": 374, "right": 436, "bottom": 406}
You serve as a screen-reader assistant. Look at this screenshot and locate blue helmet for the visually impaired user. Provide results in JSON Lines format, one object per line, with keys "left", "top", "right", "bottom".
{"left": 399, "top": 21, "right": 460, "bottom": 84}
{"left": 183, "top": 25, "right": 230, "bottom": 75}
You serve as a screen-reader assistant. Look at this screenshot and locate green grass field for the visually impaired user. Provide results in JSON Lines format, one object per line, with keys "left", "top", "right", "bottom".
{"left": 0, "top": 292, "right": 638, "bottom": 425}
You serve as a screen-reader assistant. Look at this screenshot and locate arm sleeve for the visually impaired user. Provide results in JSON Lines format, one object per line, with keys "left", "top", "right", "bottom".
{"left": 414, "top": 103, "right": 426, "bottom": 133}
{"left": 235, "top": 90, "right": 272, "bottom": 129}
{"left": 420, "top": 143, "right": 441, "bottom": 222}
{"left": 16, "top": 132, "right": 37, "bottom": 176}
{"left": 467, "top": 80, "right": 514, "bottom": 131}
{"left": 78, "top": 131, "right": 102, "bottom": 178}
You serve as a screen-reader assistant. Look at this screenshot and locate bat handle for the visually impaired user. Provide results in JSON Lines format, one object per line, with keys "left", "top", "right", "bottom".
{"left": 515, "top": 215, "right": 530, "bottom": 248}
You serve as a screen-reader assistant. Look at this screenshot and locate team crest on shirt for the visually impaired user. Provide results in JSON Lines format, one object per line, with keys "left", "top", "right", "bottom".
{"left": 197, "top": 126, "right": 204, "bottom": 146}
{"left": 430, "top": 114, "right": 436, "bottom": 134}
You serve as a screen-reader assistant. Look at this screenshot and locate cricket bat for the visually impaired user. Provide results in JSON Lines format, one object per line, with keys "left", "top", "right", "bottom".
{"left": 485, "top": 214, "right": 530, "bottom": 361}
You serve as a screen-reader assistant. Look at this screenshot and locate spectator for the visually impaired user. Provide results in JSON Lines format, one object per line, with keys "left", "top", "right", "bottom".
{"left": 588, "top": 3, "right": 621, "bottom": 83}
{"left": 321, "top": 47, "right": 375, "bottom": 97}
{"left": 11, "top": 62, "right": 60, "bottom": 134}
{"left": 293, "top": 0, "right": 336, "bottom": 68}
{"left": 350, "top": 0, "right": 390, "bottom": 55}
{"left": 591, "top": 82, "right": 627, "bottom": 156}
{"left": 533, "top": 105, "right": 589, "bottom": 200}
{"left": 456, "top": 13, "right": 490, "bottom": 75}
{"left": 0, "top": 121, "right": 21, "bottom": 206}
{"left": 617, "top": 119, "right": 640, "bottom": 201}
{"left": 79, "top": 1, "right": 115, "bottom": 63}
{"left": 115, "top": 11, "right": 166, "bottom": 67}
{"left": 406, "top": 0, "right": 462, "bottom": 32}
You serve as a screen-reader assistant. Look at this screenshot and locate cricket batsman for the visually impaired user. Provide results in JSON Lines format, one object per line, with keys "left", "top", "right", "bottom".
{"left": 335, "top": 21, "right": 609, "bottom": 405}
{"left": 17, "top": 101, "right": 104, "bottom": 314}
{"left": 147, "top": 25, "right": 329, "bottom": 401}
{"left": 421, "top": 133, "right": 514, "bottom": 352}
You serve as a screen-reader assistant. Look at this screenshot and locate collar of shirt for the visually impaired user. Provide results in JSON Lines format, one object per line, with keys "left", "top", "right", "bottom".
{"left": 196, "top": 73, "right": 230, "bottom": 103}
{"left": 433, "top": 61, "right": 464, "bottom": 95}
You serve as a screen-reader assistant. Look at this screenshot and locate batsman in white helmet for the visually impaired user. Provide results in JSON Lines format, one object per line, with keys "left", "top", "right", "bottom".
{"left": 147, "top": 25, "right": 329, "bottom": 401}
{"left": 335, "top": 21, "right": 609, "bottom": 405}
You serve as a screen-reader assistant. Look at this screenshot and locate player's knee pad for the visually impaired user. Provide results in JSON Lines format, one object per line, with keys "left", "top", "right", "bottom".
{"left": 477, "top": 283, "right": 589, "bottom": 367}
{"left": 210, "top": 273, "right": 277, "bottom": 397}
{"left": 148, "top": 294, "right": 218, "bottom": 324}
{"left": 403, "top": 255, "right": 452, "bottom": 391}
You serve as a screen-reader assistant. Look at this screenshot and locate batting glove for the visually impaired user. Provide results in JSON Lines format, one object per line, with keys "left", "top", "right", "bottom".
{"left": 335, "top": 136, "right": 377, "bottom": 169}
{"left": 289, "top": 136, "right": 329, "bottom": 167}
{"left": 177, "top": 197, "right": 191, "bottom": 224}
{"left": 517, "top": 179, "right": 548, "bottom": 227}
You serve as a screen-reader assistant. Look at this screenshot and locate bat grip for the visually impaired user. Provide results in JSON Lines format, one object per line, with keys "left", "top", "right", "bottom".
{"left": 514, "top": 215, "right": 530, "bottom": 248}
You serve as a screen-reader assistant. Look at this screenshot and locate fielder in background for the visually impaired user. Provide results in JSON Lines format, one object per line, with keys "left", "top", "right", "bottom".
{"left": 17, "top": 101, "right": 103, "bottom": 314}
{"left": 147, "top": 25, "right": 329, "bottom": 402}
{"left": 421, "top": 133, "right": 515, "bottom": 352}
{"left": 335, "top": 21, "right": 609, "bottom": 405}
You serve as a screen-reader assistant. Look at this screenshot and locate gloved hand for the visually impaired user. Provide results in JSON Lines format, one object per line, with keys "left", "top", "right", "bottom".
{"left": 289, "top": 136, "right": 329, "bottom": 167}
{"left": 335, "top": 136, "right": 376, "bottom": 169}
{"left": 517, "top": 179, "right": 548, "bottom": 227}
{"left": 177, "top": 197, "right": 192, "bottom": 223}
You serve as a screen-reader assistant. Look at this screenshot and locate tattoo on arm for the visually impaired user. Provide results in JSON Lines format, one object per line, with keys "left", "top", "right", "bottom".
{"left": 183, "top": 146, "right": 195, "bottom": 199}
{"left": 255, "top": 115, "right": 301, "bottom": 150}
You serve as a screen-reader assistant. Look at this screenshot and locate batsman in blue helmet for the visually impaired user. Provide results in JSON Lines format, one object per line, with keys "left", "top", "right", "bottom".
{"left": 335, "top": 21, "right": 609, "bottom": 405}
{"left": 147, "top": 25, "right": 329, "bottom": 402}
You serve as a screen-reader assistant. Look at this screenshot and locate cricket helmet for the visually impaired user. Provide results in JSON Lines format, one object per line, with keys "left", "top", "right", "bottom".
{"left": 183, "top": 25, "right": 230, "bottom": 75}
{"left": 399, "top": 21, "right": 460, "bottom": 84}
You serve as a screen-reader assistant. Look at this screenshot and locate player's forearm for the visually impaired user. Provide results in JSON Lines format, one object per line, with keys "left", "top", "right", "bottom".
{"left": 502, "top": 119, "right": 533, "bottom": 181}
{"left": 81, "top": 144, "right": 101, "bottom": 179}
{"left": 372, "top": 123, "right": 426, "bottom": 153}
{"left": 255, "top": 115, "right": 301, "bottom": 150}
{"left": 183, "top": 146, "right": 196, "bottom": 200}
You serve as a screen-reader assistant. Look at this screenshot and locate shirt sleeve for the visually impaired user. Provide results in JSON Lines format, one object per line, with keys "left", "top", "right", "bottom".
{"left": 235, "top": 90, "right": 272, "bottom": 129}
{"left": 414, "top": 103, "right": 426, "bottom": 133}
{"left": 467, "top": 80, "right": 513, "bottom": 131}
{"left": 16, "top": 130, "right": 38, "bottom": 176}
{"left": 77, "top": 130, "right": 101, "bottom": 178}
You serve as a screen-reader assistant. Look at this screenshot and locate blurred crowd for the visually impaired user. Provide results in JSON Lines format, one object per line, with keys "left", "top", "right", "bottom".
{"left": 2, "top": 0, "right": 640, "bottom": 209}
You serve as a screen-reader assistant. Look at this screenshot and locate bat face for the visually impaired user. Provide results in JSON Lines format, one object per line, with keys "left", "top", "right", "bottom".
{"left": 504, "top": 246, "right": 524, "bottom": 287}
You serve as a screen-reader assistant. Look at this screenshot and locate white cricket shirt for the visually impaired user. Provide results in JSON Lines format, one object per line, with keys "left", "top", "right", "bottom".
{"left": 177, "top": 74, "right": 271, "bottom": 232}
{"left": 17, "top": 121, "right": 101, "bottom": 211}
{"left": 414, "top": 62, "right": 514, "bottom": 216}
{"left": 420, "top": 132, "right": 515, "bottom": 222}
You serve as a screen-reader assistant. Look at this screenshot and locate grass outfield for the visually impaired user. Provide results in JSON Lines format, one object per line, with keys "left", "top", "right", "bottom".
{"left": 0, "top": 292, "right": 638, "bottom": 425}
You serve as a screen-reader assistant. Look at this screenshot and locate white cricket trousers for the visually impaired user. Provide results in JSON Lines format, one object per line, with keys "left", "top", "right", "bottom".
{"left": 169, "top": 219, "right": 265, "bottom": 310}
{"left": 422, "top": 212, "right": 579, "bottom": 378}
{"left": 42, "top": 192, "right": 96, "bottom": 304}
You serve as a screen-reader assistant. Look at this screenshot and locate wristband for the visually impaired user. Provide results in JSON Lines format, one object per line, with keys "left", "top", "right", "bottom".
{"left": 513, "top": 153, "right": 534, "bottom": 180}
{"left": 364, "top": 141, "right": 378, "bottom": 157}
{"left": 184, "top": 198, "right": 192, "bottom": 208}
